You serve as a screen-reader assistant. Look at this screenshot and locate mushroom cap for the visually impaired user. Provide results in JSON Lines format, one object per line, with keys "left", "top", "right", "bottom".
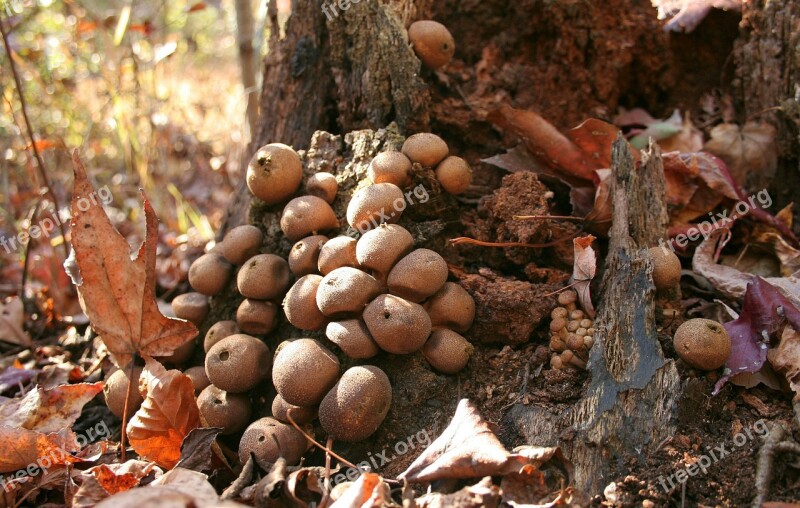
{"left": 387, "top": 248, "right": 448, "bottom": 302}
{"left": 422, "top": 328, "right": 474, "bottom": 374}
{"left": 401, "top": 133, "right": 449, "bottom": 167}
{"left": 355, "top": 223, "right": 414, "bottom": 276}
{"left": 318, "top": 365, "right": 392, "bottom": 442}
{"left": 423, "top": 282, "right": 476, "bottom": 333}
{"left": 238, "top": 417, "right": 309, "bottom": 468}
{"left": 237, "top": 254, "right": 291, "bottom": 300}
{"left": 221, "top": 225, "right": 263, "bottom": 265}
{"left": 435, "top": 156, "right": 472, "bottom": 195}
{"left": 204, "top": 320, "right": 240, "bottom": 353}
{"left": 184, "top": 366, "right": 211, "bottom": 394}
{"left": 346, "top": 183, "right": 405, "bottom": 233}
{"left": 205, "top": 334, "right": 271, "bottom": 393}
{"left": 316, "top": 267, "right": 383, "bottom": 317}
{"left": 368, "top": 151, "right": 413, "bottom": 187}
{"left": 363, "top": 294, "right": 432, "bottom": 354}
{"left": 103, "top": 366, "right": 144, "bottom": 418}
{"left": 283, "top": 275, "right": 328, "bottom": 331}
{"left": 648, "top": 246, "right": 682, "bottom": 289}
{"left": 271, "top": 394, "right": 318, "bottom": 425}
{"left": 408, "top": 20, "right": 455, "bottom": 70}
{"left": 317, "top": 236, "right": 359, "bottom": 275}
{"left": 280, "top": 196, "right": 340, "bottom": 242}
{"left": 236, "top": 299, "right": 278, "bottom": 335}
{"left": 171, "top": 292, "right": 209, "bottom": 326}
{"left": 289, "top": 235, "right": 328, "bottom": 277}
{"left": 326, "top": 319, "right": 380, "bottom": 359}
{"left": 188, "top": 253, "right": 233, "bottom": 296}
{"left": 246, "top": 143, "right": 303, "bottom": 205}
{"left": 197, "top": 384, "right": 252, "bottom": 435}
{"left": 306, "top": 172, "right": 338, "bottom": 204}
{"left": 673, "top": 318, "right": 731, "bottom": 370}
{"left": 271, "top": 338, "right": 340, "bottom": 406}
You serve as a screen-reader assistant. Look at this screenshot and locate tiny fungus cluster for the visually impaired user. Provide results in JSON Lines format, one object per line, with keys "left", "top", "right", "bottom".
{"left": 547, "top": 289, "right": 595, "bottom": 371}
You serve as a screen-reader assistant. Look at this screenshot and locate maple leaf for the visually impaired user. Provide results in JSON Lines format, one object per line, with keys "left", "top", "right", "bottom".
{"left": 0, "top": 382, "right": 103, "bottom": 433}
{"left": 126, "top": 358, "right": 200, "bottom": 469}
{"left": 66, "top": 151, "right": 197, "bottom": 369}
{"left": 704, "top": 121, "right": 778, "bottom": 188}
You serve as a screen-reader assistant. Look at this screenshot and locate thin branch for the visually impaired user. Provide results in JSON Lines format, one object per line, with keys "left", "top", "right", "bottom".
{"left": 0, "top": 12, "right": 69, "bottom": 260}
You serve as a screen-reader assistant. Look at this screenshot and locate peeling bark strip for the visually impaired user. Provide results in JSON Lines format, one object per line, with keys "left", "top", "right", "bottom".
{"left": 511, "top": 137, "right": 680, "bottom": 492}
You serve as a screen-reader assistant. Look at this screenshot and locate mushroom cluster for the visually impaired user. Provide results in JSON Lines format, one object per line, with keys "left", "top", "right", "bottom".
{"left": 157, "top": 136, "right": 477, "bottom": 470}
{"left": 548, "top": 289, "right": 595, "bottom": 370}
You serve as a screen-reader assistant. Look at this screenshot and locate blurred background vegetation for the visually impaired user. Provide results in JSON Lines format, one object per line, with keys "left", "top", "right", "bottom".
{"left": 1, "top": 0, "right": 266, "bottom": 308}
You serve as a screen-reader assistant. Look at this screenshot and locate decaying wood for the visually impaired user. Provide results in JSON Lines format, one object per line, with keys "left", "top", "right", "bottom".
{"left": 510, "top": 136, "right": 680, "bottom": 492}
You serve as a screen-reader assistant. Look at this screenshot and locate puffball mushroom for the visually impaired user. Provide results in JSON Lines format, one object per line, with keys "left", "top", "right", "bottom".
{"left": 272, "top": 338, "right": 340, "bottom": 406}
{"left": 171, "top": 292, "right": 209, "bottom": 326}
{"left": 368, "top": 151, "right": 413, "bottom": 187}
{"left": 239, "top": 417, "right": 309, "bottom": 468}
{"left": 325, "top": 319, "right": 380, "bottom": 359}
{"left": 289, "top": 235, "right": 328, "bottom": 277}
{"left": 316, "top": 267, "right": 383, "bottom": 316}
{"left": 648, "top": 245, "right": 682, "bottom": 290}
{"left": 205, "top": 334, "right": 271, "bottom": 393}
{"left": 363, "top": 294, "right": 432, "bottom": 354}
{"left": 422, "top": 328, "right": 474, "bottom": 374}
{"left": 221, "top": 225, "right": 263, "bottom": 265}
{"left": 197, "top": 385, "right": 251, "bottom": 435}
{"left": 387, "top": 248, "right": 448, "bottom": 302}
{"left": 188, "top": 253, "right": 233, "bottom": 296}
{"left": 236, "top": 254, "right": 291, "bottom": 300}
{"left": 271, "top": 394, "right": 317, "bottom": 425}
{"left": 355, "top": 223, "right": 414, "bottom": 277}
{"left": 435, "top": 156, "right": 472, "bottom": 195}
{"left": 423, "top": 282, "right": 476, "bottom": 333}
{"left": 236, "top": 299, "right": 278, "bottom": 335}
{"left": 283, "top": 275, "right": 328, "bottom": 331}
{"left": 246, "top": 143, "right": 303, "bottom": 205}
{"left": 317, "top": 236, "right": 359, "bottom": 275}
{"left": 401, "top": 133, "right": 449, "bottom": 168}
{"left": 184, "top": 366, "right": 211, "bottom": 394}
{"left": 673, "top": 318, "right": 731, "bottom": 370}
{"left": 306, "top": 172, "right": 338, "bottom": 204}
{"left": 346, "top": 183, "right": 405, "bottom": 233}
{"left": 103, "top": 365, "right": 144, "bottom": 418}
{"left": 318, "top": 365, "right": 392, "bottom": 442}
{"left": 280, "top": 195, "right": 340, "bottom": 242}
{"left": 408, "top": 20, "right": 455, "bottom": 70}
{"left": 204, "top": 320, "right": 239, "bottom": 353}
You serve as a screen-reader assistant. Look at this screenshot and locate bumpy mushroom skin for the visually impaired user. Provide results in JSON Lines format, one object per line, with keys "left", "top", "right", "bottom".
{"left": 673, "top": 318, "right": 731, "bottom": 370}
{"left": 205, "top": 334, "right": 271, "bottom": 393}
{"left": 318, "top": 365, "right": 392, "bottom": 442}
{"left": 221, "top": 225, "right": 263, "bottom": 265}
{"left": 237, "top": 254, "right": 291, "bottom": 300}
{"left": 171, "top": 292, "right": 209, "bottom": 326}
{"left": 363, "top": 294, "right": 432, "bottom": 354}
{"left": 246, "top": 143, "right": 303, "bottom": 205}
{"left": 188, "top": 253, "right": 233, "bottom": 296}
{"left": 283, "top": 275, "right": 327, "bottom": 330}
{"left": 316, "top": 267, "right": 383, "bottom": 316}
{"left": 306, "top": 173, "right": 338, "bottom": 204}
{"left": 326, "top": 319, "right": 380, "bottom": 359}
{"left": 401, "top": 133, "right": 449, "bottom": 167}
{"left": 346, "top": 183, "right": 405, "bottom": 233}
{"left": 272, "top": 338, "right": 340, "bottom": 406}
{"left": 355, "top": 224, "right": 414, "bottom": 277}
{"left": 423, "top": 282, "right": 476, "bottom": 333}
{"left": 239, "top": 417, "right": 309, "bottom": 468}
{"left": 289, "top": 235, "right": 328, "bottom": 277}
{"left": 280, "top": 196, "right": 340, "bottom": 242}
{"left": 198, "top": 385, "right": 252, "bottom": 435}
{"left": 422, "top": 329, "right": 474, "bottom": 374}
{"left": 387, "top": 248, "right": 448, "bottom": 302}
{"left": 317, "top": 236, "right": 359, "bottom": 275}
{"left": 407, "top": 20, "right": 456, "bottom": 70}
{"left": 368, "top": 151, "right": 413, "bottom": 187}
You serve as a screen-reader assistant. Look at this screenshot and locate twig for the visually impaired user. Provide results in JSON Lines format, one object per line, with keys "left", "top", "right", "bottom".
{"left": 19, "top": 203, "right": 39, "bottom": 296}
{"left": 513, "top": 215, "right": 585, "bottom": 222}
{"left": 285, "top": 411, "right": 357, "bottom": 469}
{"left": 752, "top": 422, "right": 789, "bottom": 508}
{"left": 317, "top": 436, "right": 333, "bottom": 508}
{"left": 0, "top": 11, "right": 69, "bottom": 260}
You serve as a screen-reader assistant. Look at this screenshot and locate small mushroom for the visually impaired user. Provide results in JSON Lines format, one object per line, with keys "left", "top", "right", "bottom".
{"left": 171, "top": 292, "right": 209, "bottom": 326}
{"left": 408, "top": 20, "right": 455, "bottom": 70}
{"left": 422, "top": 328, "right": 473, "bottom": 374}
{"left": 387, "top": 248, "right": 448, "bottom": 302}
{"left": 198, "top": 385, "right": 251, "bottom": 435}
{"left": 363, "top": 294, "right": 432, "bottom": 354}
{"left": 283, "top": 275, "right": 327, "bottom": 330}
{"left": 204, "top": 320, "right": 240, "bottom": 353}
{"left": 423, "top": 282, "right": 475, "bottom": 333}
{"left": 237, "top": 254, "right": 291, "bottom": 300}
{"left": 188, "top": 253, "right": 233, "bottom": 296}
{"left": 306, "top": 172, "right": 338, "bottom": 204}
{"left": 435, "top": 156, "right": 472, "bottom": 195}
{"left": 271, "top": 394, "right": 317, "bottom": 425}
{"left": 355, "top": 223, "right": 414, "bottom": 277}
{"left": 205, "top": 334, "right": 271, "bottom": 393}
{"left": 648, "top": 245, "right": 682, "bottom": 290}
{"left": 318, "top": 365, "right": 392, "bottom": 442}
{"left": 346, "top": 183, "right": 405, "bottom": 233}
{"left": 272, "top": 338, "right": 340, "bottom": 406}
{"left": 280, "top": 196, "right": 340, "bottom": 242}
{"left": 317, "top": 236, "right": 359, "bottom": 275}
{"left": 326, "top": 319, "right": 380, "bottom": 359}
{"left": 236, "top": 299, "right": 278, "bottom": 335}
{"left": 673, "top": 318, "right": 731, "bottom": 370}
{"left": 401, "top": 133, "right": 449, "bottom": 168}
{"left": 289, "top": 235, "right": 328, "bottom": 277}
{"left": 316, "top": 267, "right": 382, "bottom": 316}
{"left": 239, "top": 417, "right": 310, "bottom": 468}
{"left": 221, "top": 225, "right": 263, "bottom": 265}
{"left": 246, "top": 143, "right": 303, "bottom": 205}
{"left": 368, "top": 151, "right": 413, "bottom": 187}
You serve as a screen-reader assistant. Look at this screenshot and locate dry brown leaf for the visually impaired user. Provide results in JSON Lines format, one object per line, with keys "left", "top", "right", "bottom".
{"left": 767, "top": 327, "right": 800, "bottom": 400}
{"left": 127, "top": 358, "right": 200, "bottom": 469}
{"left": 572, "top": 236, "right": 597, "bottom": 318}
{"left": 692, "top": 231, "right": 800, "bottom": 307}
{"left": 415, "top": 476, "right": 501, "bottom": 508}
{"left": 658, "top": 112, "right": 704, "bottom": 153}
{"left": 93, "top": 468, "right": 247, "bottom": 508}
{"left": 0, "top": 382, "right": 103, "bottom": 434}
{"left": 704, "top": 121, "right": 777, "bottom": 188}
{"left": 330, "top": 472, "right": 394, "bottom": 507}
{"left": 67, "top": 151, "right": 197, "bottom": 369}
{"left": 0, "top": 297, "right": 32, "bottom": 346}
{"left": 0, "top": 426, "right": 81, "bottom": 473}
{"left": 72, "top": 461, "right": 162, "bottom": 507}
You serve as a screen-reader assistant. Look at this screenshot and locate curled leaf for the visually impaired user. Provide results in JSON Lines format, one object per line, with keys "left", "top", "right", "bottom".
{"left": 572, "top": 236, "right": 597, "bottom": 318}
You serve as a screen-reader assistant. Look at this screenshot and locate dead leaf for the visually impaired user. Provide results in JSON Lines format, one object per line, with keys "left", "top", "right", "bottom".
{"left": 0, "top": 382, "right": 103, "bottom": 434}
{"left": 72, "top": 461, "right": 162, "bottom": 507}
{"left": 0, "top": 426, "right": 80, "bottom": 473}
{"left": 572, "top": 236, "right": 597, "bottom": 318}
{"left": 67, "top": 151, "right": 197, "bottom": 369}
{"left": 330, "top": 472, "right": 394, "bottom": 507}
{"left": 704, "top": 121, "right": 778, "bottom": 188}
{"left": 768, "top": 327, "right": 800, "bottom": 400}
{"left": 654, "top": 0, "right": 743, "bottom": 33}
{"left": 0, "top": 297, "right": 32, "bottom": 346}
{"left": 94, "top": 467, "right": 248, "bottom": 508}
{"left": 175, "top": 427, "right": 222, "bottom": 472}
{"left": 415, "top": 476, "right": 501, "bottom": 508}
{"left": 127, "top": 358, "right": 200, "bottom": 469}
{"left": 658, "top": 112, "right": 704, "bottom": 153}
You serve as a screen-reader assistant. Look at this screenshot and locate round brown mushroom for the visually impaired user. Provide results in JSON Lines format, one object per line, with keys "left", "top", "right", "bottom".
{"left": 204, "top": 320, "right": 240, "bottom": 353}
{"left": 401, "top": 133, "right": 448, "bottom": 168}
{"left": 306, "top": 173, "right": 338, "bottom": 204}
{"left": 205, "top": 334, "right": 271, "bottom": 393}
{"left": 198, "top": 385, "right": 252, "bottom": 435}
{"left": 325, "top": 319, "right": 380, "bottom": 359}
{"left": 184, "top": 366, "right": 211, "bottom": 395}
{"left": 271, "top": 338, "right": 340, "bottom": 406}
{"left": 408, "top": 20, "right": 455, "bottom": 70}
{"left": 246, "top": 143, "right": 303, "bottom": 205}
{"left": 221, "top": 225, "right": 263, "bottom": 265}
{"left": 423, "top": 282, "right": 475, "bottom": 333}
{"left": 316, "top": 267, "right": 383, "bottom": 316}
{"left": 368, "top": 151, "right": 413, "bottom": 187}
{"left": 363, "top": 294, "right": 432, "bottom": 354}
{"left": 346, "top": 183, "right": 405, "bottom": 233}
{"left": 271, "top": 394, "right": 317, "bottom": 425}
{"left": 103, "top": 365, "right": 144, "bottom": 418}
{"left": 387, "top": 248, "right": 448, "bottom": 302}
{"left": 239, "top": 417, "right": 309, "bottom": 468}
{"left": 236, "top": 299, "right": 278, "bottom": 335}
{"left": 237, "top": 254, "right": 291, "bottom": 300}
{"left": 288, "top": 235, "right": 328, "bottom": 277}
{"left": 422, "top": 328, "right": 474, "bottom": 374}
{"left": 317, "top": 236, "right": 359, "bottom": 275}
{"left": 435, "top": 156, "right": 472, "bottom": 195}
{"left": 355, "top": 223, "right": 414, "bottom": 278}
{"left": 171, "top": 292, "right": 209, "bottom": 326}
{"left": 188, "top": 253, "right": 233, "bottom": 296}
{"left": 280, "top": 196, "right": 340, "bottom": 242}
{"left": 648, "top": 245, "right": 682, "bottom": 290}
{"left": 318, "top": 365, "right": 392, "bottom": 442}
{"left": 283, "top": 275, "right": 327, "bottom": 330}
{"left": 673, "top": 318, "right": 731, "bottom": 370}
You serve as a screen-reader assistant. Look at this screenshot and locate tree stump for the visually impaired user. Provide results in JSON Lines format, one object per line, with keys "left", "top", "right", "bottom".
{"left": 509, "top": 137, "right": 680, "bottom": 492}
